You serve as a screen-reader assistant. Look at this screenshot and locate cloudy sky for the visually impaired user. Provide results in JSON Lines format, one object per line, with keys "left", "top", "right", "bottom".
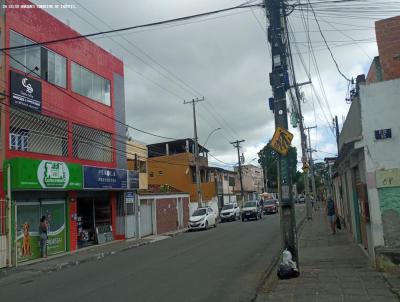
{"left": 32, "top": 0, "right": 399, "bottom": 170}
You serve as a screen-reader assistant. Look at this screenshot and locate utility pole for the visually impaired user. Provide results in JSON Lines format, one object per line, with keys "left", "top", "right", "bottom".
{"left": 293, "top": 90, "right": 312, "bottom": 220}
{"left": 305, "top": 126, "right": 317, "bottom": 208}
{"left": 231, "top": 140, "right": 245, "bottom": 204}
{"left": 265, "top": 0, "right": 298, "bottom": 264}
{"left": 334, "top": 116, "right": 340, "bottom": 153}
{"left": 184, "top": 97, "right": 205, "bottom": 208}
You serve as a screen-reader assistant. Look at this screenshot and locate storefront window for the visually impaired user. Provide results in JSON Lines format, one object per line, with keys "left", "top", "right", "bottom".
{"left": 16, "top": 200, "right": 66, "bottom": 263}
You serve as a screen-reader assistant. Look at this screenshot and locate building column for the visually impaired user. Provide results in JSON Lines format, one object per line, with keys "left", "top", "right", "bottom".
{"left": 67, "top": 191, "right": 77, "bottom": 251}
{"left": 110, "top": 192, "right": 117, "bottom": 238}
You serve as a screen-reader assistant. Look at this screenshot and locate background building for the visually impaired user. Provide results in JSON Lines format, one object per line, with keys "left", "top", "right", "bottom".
{"left": 333, "top": 15, "right": 400, "bottom": 272}
{"left": 147, "top": 139, "right": 217, "bottom": 214}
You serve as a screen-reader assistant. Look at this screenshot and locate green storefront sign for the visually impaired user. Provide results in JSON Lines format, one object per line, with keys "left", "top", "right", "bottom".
{"left": 4, "top": 158, "right": 83, "bottom": 190}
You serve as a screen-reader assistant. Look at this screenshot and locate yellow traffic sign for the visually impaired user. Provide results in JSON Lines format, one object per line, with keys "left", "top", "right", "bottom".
{"left": 270, "top": 127, "right": 294, "bottom": 155}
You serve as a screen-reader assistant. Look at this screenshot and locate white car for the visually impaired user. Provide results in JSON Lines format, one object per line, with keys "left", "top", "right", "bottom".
{"left": 188, "top": 207, "right": 217, "bottom": 230}
{"left": 220, "top": 203, "right": 240, "bottom": 222}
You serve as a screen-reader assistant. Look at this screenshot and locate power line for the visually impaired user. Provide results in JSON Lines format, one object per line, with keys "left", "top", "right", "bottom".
{"left": 70, "top": 0, "right": 243, "bottom": 144}
{"left": 0, "top": 2, "right": 263, "bottom": 52}
{"left": 4, "top": 50, "right": 179, "bottom": 140}
{"left": 305, "top": 0, "right": 352, "bottom": 82}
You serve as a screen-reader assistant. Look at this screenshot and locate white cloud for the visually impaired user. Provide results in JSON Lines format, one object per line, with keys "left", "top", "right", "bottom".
{"left": 32, "top": 0, "right": 398, "bottom": 168}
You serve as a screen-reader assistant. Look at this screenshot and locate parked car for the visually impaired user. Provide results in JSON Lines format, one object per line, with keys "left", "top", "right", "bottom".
{"left": 241, "top": 200, "right": 262, "bottom": 221}
{"left": 188, "top": 207, "right": 217, "bottom": 230}
{"left": 298, "top": 195, "right": 305, "bottom": 203}
{"left": 220, "top": 203, "right": 240, "bottom": 222}
{"left": 263, "top": 199, "right": 279, "bottom": 214}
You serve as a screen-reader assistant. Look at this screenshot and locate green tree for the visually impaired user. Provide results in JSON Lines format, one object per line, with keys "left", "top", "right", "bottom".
{"left": 258, "top": 142, "right": 298, "bottom": 189}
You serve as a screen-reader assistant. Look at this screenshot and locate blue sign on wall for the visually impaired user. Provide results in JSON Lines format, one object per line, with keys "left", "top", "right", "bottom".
{"left": 128, "top": 170, "right": 139, "bottom": 190}
{"left": 83, "top": 166, "right": 127, "bottom": 189}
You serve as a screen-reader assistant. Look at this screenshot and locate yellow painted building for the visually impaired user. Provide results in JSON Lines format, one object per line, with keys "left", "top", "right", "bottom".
{"left": 147, "top": 139, "right": 216, "bottom": 204}
{"left": 126, "top": 140, "right": 148, "bottom": 190}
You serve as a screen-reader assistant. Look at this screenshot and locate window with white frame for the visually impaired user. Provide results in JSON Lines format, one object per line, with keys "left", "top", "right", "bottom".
{"left": 9, "top": 129, "right": 28, "bottom": 151}
{"left": 71, "top": 62, "right": 111, "bottom": 106}
{"left": 41, "top": 48, "right": 67, "bottom": 88}
{"left": 10, "top": 30, "right": 67, "bottom": 88}
{"left": 10, "top": 30, "right": 41, "bottom": 75}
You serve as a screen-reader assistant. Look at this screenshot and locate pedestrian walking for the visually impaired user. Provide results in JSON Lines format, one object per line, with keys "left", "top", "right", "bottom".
{"left": 326, "top": 197, "right": 337, "bottom": 235}
{"left": 39, "top": 216, "right": 48, "bottom": 258}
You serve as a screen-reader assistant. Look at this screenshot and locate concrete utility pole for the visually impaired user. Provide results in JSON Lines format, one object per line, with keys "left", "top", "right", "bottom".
{"left": 265, "top": 0, "right": 298, "bottom": 264}
{"left": 231, "top": 140, "right": 245, "bottom": 203}
{"left": 334, "top": 115, "right": 340, "bottom": 154}
{"left": 305, "top": 126, "right": 317, "bottom": 207}
{"left": 184, "top": 97, "right": 205, "bottom": 208}
{"left": 293, "top": 89, "right": 312, "bottom": 220}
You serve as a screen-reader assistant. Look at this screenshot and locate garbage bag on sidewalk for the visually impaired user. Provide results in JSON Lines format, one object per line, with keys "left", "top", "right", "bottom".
{"left": 336, "top": 216, "right": 341, "bottom": 230}
{"left": 277, "top": 249, "right": 299, "bottom": 279}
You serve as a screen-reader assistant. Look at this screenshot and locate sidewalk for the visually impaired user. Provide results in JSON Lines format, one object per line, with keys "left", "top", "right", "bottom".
{"left": 0, "top": 228, "right": 186, "bottom": 283}
{"left": 257, "top": 209, "right": 400, "bottom": 302}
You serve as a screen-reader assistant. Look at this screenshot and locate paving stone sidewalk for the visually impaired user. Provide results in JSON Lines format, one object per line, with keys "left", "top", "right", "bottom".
{"left": 257, "top": 209, "right": 400, "bottom": 302}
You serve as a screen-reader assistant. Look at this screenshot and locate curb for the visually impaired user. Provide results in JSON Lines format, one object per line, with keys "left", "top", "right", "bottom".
{"left": 1, "top": 228, "right": 187, "bottom": 277}
{"left": 251, "top": 212, "right": 308, "bottom": 302}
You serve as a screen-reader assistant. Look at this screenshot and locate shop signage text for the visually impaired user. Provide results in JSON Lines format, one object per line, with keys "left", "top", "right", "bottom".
{"left": 10, "top": 70, "right": 42, "bottom": 112}
{"left": 84, "top": 166, "right": 128, "bottom": 189}
{"left": 128, "top": 170, "right": 139, "bottom": 189}
{"left": 5, "top": 158, "right": 83, "bottom": 190}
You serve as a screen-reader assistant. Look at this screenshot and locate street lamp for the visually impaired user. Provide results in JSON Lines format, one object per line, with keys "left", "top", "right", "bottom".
{"left": 202, "top": 127, "right": 221, "bottom": 147}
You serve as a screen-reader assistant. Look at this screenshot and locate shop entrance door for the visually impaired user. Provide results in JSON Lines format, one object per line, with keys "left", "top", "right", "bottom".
{"left": 125, "top": 201, "right": 137, "bottom": 238}
{"left": 140, "top": 199, "right": 153, "bottom": 237}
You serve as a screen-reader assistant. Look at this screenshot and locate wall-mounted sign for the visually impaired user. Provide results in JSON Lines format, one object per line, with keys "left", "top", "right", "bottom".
{"left": 128, "top": 170, "right": 139, "bottom": 190}
{"left": 375, "top": 129, "right": 392, "bottom": 140}
{"left": 10, "top": 70, "right": 42, "bottom": 112}
{"left": 125, "top": 191, "right": 135, "bottom": 202}
{"left": 37, "top": 161, "right": 70, "bottom": 188}
{"left": 376, "top": 169, "right": 400, "bottom": 188}
{"left": 83, "top": 166, "right": 127, "bottom": 189}
{"left": 4, "top": 158, "right": 83, "bottom": 190}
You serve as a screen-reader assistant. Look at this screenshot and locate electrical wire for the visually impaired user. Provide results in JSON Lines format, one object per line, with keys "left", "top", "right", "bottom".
{"left": 0, "top": 2, "right": 263, "bottom": 52}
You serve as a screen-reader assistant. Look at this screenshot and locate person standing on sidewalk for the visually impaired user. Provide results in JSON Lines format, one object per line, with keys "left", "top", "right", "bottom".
{"left": 326, "top": 197, "right": 337, "bottom": 235}
{"left": 39, "top": 216, "right": 48, "bottom": 258}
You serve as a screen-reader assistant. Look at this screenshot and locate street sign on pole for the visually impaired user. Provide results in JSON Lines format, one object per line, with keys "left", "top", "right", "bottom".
{"left": 270, "top": 127, "right": 294, "bottom": 156}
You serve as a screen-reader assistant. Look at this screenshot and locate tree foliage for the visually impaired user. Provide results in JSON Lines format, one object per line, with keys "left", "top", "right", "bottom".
{"left": 258, "top": 142, "right": 298, "bottom": 189}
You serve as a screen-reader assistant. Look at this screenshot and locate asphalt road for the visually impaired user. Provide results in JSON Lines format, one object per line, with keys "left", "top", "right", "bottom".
{"left": 1, "top": 205, "right": 305, "bottom": 302}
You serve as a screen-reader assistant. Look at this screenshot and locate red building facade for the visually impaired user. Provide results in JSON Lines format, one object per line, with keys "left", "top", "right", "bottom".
{"left": 0, "top": 0, "right": 131, "bottom": 265}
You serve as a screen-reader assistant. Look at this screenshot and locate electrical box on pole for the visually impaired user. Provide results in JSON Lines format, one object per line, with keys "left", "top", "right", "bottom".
{"left": 265, "top": 0, "right": 299, "bottom": 267}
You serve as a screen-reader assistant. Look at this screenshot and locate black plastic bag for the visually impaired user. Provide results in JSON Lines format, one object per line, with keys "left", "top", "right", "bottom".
{"left": 277, "top": 263, "right": 299, "bottom": 280}
{"left": 336, "top": 216, "right": 341, "bottom": 230}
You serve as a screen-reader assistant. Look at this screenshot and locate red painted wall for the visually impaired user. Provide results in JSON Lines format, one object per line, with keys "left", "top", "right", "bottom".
{"left": 4, "top": 0, "right": 124, "bottom": 167}
{"left": 156, "top": 198, "right": 178, "bottom": 235}
{"left": 110, "top": 192, "right": 117, "bottom": 238}
{"left": 68, "top": 192, "right": 77, "bottom": 251}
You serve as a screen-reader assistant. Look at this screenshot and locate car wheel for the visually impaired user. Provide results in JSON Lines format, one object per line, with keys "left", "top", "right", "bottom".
{"left": 214, "top": 221, "right": 217, "bottom": 228}
{"left": 242, "top": 217, "right": 245, "bottom": 222}
{"left": 255, "top": 214, "right": 258, "bottom": 221}
{"left": 205, "top": 221, "right": 209, "bottom": 230}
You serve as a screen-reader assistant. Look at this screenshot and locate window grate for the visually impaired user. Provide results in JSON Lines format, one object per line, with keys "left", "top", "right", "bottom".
{"left": 72, "top": 124, "right": 112, "bottom": 162}
{"left": 9, "top": 108, "right": 68, "bottom": 156}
